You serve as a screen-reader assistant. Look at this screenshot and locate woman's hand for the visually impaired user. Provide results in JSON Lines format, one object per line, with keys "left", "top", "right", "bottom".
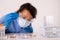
{"left": 0, "top": 24, "right": 5, "bottom": 31}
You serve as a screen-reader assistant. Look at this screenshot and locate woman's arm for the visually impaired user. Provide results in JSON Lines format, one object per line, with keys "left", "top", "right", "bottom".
{"left": 0, "top": 15, "right": 8, "bottom": 30}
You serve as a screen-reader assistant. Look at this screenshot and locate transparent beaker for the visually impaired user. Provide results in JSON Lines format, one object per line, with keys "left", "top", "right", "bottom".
{"left": 43, "top": 16, "right": 60, "bottom": 38}
{"left": 0, "top": 26, "right": 5, "bottom": 38}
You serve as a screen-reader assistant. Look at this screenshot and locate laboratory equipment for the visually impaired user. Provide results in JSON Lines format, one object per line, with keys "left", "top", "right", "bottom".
{"left": 0, "top": 26, "right": 5, "bottom": 39}
{"left": 43, "top": 16, "right": 60, "bottom": 38}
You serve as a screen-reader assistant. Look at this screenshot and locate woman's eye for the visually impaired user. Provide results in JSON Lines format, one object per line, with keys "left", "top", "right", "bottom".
{"left": 23, "top": 17, "right": 26, "bottom": 19}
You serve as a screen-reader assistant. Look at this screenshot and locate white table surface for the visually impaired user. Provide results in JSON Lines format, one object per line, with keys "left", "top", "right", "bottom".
{"left": 0, "top": 33, "right": 60, "bottom": 40}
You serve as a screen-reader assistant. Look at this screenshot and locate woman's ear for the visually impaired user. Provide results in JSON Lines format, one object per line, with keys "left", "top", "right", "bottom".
{"left": 19, "top": 12, "right": 22, "bottom": 16}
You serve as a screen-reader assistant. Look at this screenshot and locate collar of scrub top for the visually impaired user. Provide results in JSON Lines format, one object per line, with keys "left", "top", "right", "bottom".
{"left": 4, "top": 12, "right": 19, "bottom": 27}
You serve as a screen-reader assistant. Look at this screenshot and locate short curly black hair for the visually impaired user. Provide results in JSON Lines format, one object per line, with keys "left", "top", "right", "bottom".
{"left": 17, "top": 3, "right": 37, "bottom": 18}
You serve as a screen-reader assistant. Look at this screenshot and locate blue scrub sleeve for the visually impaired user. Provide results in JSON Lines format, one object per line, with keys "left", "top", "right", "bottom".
{"left": 0, "top": 12, "right": 18, "bottom": 28}
{"left": 3, "top": 13, "right": 18, "bottom": 27}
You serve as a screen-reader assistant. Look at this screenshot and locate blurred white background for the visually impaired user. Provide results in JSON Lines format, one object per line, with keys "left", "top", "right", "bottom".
{"left": 0, "top": 0, "right": 60, "bottom": 39}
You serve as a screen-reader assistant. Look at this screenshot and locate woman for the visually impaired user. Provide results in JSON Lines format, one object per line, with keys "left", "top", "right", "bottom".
{"left": 0, "top": 3, "right": 37, "bottom": 33}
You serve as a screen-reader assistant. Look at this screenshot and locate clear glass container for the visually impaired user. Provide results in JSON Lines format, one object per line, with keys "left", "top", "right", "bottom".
{"left": 0, "top": 26, "right": 5, "bottom": 39}
{"left": 43, "top": 16, "right": 60, "bottom": 38}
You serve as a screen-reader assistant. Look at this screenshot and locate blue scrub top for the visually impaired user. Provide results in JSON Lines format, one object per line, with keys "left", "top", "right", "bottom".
{"left": 0, "top": 12, "right": 33, "bottom": 33}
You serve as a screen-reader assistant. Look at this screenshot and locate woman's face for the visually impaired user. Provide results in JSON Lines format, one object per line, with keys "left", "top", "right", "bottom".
{"left": 19, "top": 9, "right": 33, "bottom": 21}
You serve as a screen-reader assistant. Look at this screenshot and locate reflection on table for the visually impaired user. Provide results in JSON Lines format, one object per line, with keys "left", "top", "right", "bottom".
{"left": 0, "top": 33, "right": 37, "bottom": 40}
